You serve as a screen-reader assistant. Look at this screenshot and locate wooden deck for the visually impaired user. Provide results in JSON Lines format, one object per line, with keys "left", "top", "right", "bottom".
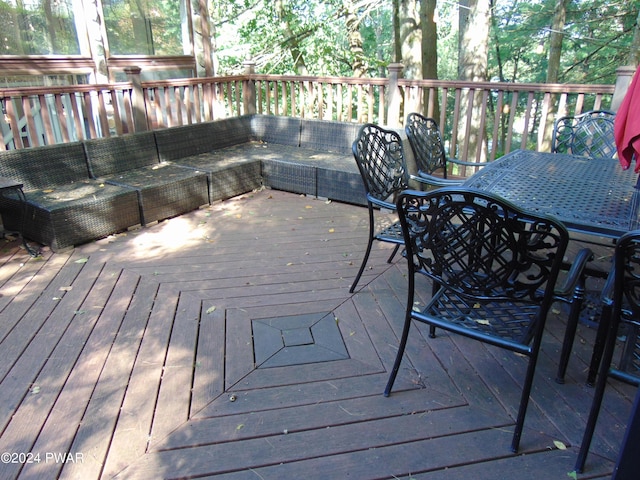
{"left": 0, "top": 189, "right": 633, "bottom": 479}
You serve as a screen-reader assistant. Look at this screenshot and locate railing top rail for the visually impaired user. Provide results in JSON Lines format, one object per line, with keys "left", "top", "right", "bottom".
{"left": 0, "top": 82, "right": 133, "bottom": 96}
{"left": 398, "top": 78, "right": 615, "bottom": 94}
{"left": 0, "top": 74, "right": 615, "bottom": 97}
{"left": 249, "top": 74, "right": 389, "bottom": 86}
{"left": 139, "top": 75, "right": 248, "bottom": 88}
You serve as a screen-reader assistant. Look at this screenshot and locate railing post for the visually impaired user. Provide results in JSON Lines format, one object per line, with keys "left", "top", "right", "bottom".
{"left": 612, "top": 66, "right": 637, "bottom": 112}
{"left": 387, "top": 63, "right": 404, "bottom": 127}
{"left": 243, "top": 59, "right": 257, "bottom": 115}
{"left": 124, "top": 66, "right": 148, "bottom": 132}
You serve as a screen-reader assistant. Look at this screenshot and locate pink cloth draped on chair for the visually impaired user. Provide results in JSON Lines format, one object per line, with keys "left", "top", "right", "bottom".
{"left": 615, "top": 65, "right": 640, "bottom": 172}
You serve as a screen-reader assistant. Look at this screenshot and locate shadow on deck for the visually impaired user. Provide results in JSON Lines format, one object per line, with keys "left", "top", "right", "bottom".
{"left": 0, "top": 189, "right": 631, "bottom": 479}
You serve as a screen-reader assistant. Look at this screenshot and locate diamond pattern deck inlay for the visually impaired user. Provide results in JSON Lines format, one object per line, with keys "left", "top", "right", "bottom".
{"left": 252, "top": 312, "right": 349, "bottom": 368}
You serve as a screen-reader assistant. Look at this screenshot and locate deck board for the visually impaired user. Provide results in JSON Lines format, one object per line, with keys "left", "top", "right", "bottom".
{"left": 0, "top": 189, "right": 632, "bottom": 479}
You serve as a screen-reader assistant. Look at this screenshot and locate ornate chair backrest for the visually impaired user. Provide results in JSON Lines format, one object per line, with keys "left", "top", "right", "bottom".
{"left": 551, "top": 110, "right": 616, "bottom": 159}
{"left": 397, "top": 187, "right": 569, "bottom": 340}
{"left": 405, "top": 113, "right": 448, "bottom": 176}
{"left": 611, "top": 231, "right": 640, "bottom": 376}
{"left": 352, "top": 124, "right": 409, "bottom": 205}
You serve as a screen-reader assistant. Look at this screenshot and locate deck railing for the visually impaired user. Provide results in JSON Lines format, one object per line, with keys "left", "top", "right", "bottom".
{"left": 2, "top": 63, "right": 629, "bottom": 162}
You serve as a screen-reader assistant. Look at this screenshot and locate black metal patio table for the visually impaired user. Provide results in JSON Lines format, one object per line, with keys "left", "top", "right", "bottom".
{"left": 464, "top": 149, "right": 640, "bottom": 475}
{"left": 462, "top": 149, "right": 640, "bottom": 239}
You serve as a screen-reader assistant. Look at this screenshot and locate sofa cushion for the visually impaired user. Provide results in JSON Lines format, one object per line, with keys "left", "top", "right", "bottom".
{"left": 0, "top": 142, "right": 90, "bottom": 190}
{"left": 155, "top": 116, "right": 254, "bottom": 162}
{"left": 299, "top": 119, "right": 360, "bottom": 155}
{"left": 83, "top": 131, "right": 159, "bottom": 177}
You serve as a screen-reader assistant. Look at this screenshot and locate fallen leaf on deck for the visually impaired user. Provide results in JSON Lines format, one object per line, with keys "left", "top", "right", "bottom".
{"left": 206, "top": 306, "right": 217, "bottom": 314}
{"left": 75, "top": 258, "right": 88, "bottom": 264}
{"left": 553, "top": 440, "right": 567, "bottom": 450}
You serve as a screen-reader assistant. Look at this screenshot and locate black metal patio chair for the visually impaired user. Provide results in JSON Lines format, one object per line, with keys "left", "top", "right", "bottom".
{"left": 575, "top": 230, "right": 640, "bottom": 473}
{"left": 404, "top": 112, "right": 488, "bottom": 188}
{"left": 350, "top": 124, "right": 409, "bottom": 293}
{"left": 551, "top": 110, "right": 617, "bottom": 159}
{"left": 384, "top": 187, "right": 593, "bottom": 453}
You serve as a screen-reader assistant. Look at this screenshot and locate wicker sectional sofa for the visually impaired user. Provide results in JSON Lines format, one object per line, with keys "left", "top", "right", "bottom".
{"left": 0, "top": 115, "right": 366, "bottom": 251}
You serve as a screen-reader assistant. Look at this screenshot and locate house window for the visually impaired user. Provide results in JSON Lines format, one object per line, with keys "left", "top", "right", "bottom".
{"left": 0, "top": 0, "right": 81, "bottom": 54}
{"left": 102, "top": 0, "right": 187, "bottom": 56}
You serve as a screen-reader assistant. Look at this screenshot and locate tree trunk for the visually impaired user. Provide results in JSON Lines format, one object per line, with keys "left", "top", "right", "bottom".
{"left": 629, "top": 9, "right": 640, "bottom": 66}
{"left": 275, "top": 0, "right": 307, "bottom": 75}
{"left": 457, "top": 0, "right": 490, "bottom": 164}
{"left": 397, "top": 0, "right": 421, "bottom": 80}
{"left": 393, "top": 0, "right": 401, "bottom": 62}
{"left": 547, "top": 0, "right": 569, "bottom": 83}
{"left": 421, "top": 0, "right": 439, "bottom": 120}
{"left": 342, "top": 0, "right": 367, "bottom": 77}
{"left": 540, "top": 0, "right": 569, "bottom": 152}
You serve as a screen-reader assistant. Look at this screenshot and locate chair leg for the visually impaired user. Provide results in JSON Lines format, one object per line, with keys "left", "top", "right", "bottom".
{"left": 384, "top": 314, "right": 412, "bottom": 397}
{"left": 350, "top": 207, "right": 376, "bottom": 293}
{"left": 429, "top": 283, "right": 440, "bottom": 338}
{"left": 587, "top": 304, "right": 612, "bottom": 386}
{"left": 511, "top": 335, "right": 543, "bottom": 453}
{"left": 556, "top": 279, "right": 587, "bottom": 384}
{"left": 386, "top": 244, "right": 400, "bottom": 263}
{"left": 575, "top": 313, "right": 618, "bottom": 473}
{"left": 384, "top": 275, "right": 416, "bottom": 396}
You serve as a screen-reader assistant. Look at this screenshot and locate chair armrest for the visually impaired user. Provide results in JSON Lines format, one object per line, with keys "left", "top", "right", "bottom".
{"left": 448, "top": 157, "right": 491, "bottom": 168}
{"left": 368, "top": 194, "right": 397, "bottom": 211}
{"left": 599, "top": 264, "right": 615, "bottom": 306}
{"left": 554, "top": 247, "right": 594, "bottom": 298}
{"left": 412, "top": 173, "right": 463, "bottom": 187}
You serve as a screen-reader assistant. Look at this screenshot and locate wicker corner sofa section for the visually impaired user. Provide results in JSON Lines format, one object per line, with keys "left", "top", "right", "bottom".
{"left": 0, "top": 142, "right": 140, "bottom": 252}
{"left": 0, "top": 115, "right": 366, "bottom": 252}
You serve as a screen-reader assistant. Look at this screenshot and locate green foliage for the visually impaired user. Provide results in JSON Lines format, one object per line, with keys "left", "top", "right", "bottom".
{"left": 213, "top": 0, "right": 395, "bottom": 77}
{"left": 213, "top": 0, "right": 636, "bottom": 84}
{"left": 492, "top": 0, "right": 637, "bottom": 84}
